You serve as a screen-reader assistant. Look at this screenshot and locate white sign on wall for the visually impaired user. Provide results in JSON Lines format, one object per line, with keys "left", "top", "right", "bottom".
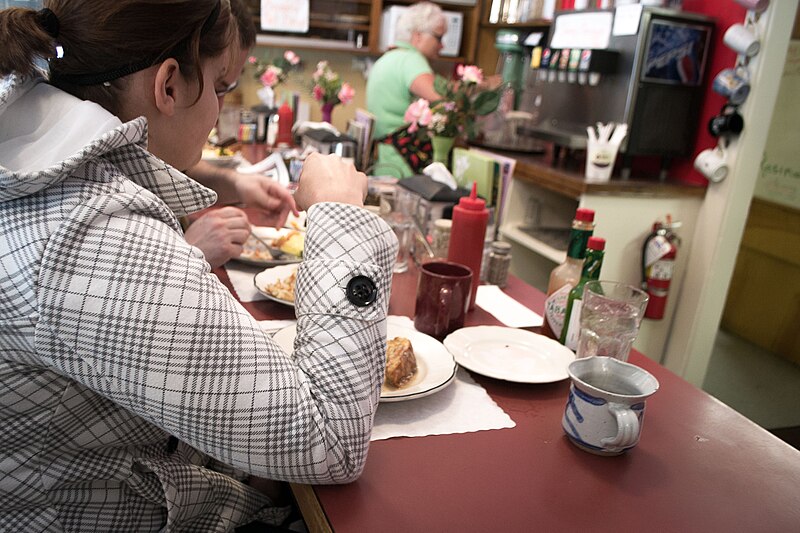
{"left": 261, "top": 0, "right": 309, "bottom": 33}
{"left": 754, "top": 40, "right": 800, "bottom": 210}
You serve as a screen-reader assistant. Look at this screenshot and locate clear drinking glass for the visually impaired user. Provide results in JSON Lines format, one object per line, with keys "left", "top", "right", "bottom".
{"left": 576, "top": 281, "right": 649, "bottom": 362}
{"left": 380, "top": 188, "right": 416, "bottom": 273}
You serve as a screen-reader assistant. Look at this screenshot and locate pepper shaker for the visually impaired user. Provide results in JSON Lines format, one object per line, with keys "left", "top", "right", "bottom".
{"left": 486, "top": 241, "right": 512, "bottom": 288}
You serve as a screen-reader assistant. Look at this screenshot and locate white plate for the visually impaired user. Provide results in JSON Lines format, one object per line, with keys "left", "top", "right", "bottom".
{"left": 235, "top": 227, "right": 302, "bottom": 267}
{"left": 271, "top": 319, "right": 457, "bottom": 402}
{"left": 201, "top": 151, "right": 242, "bottom": 168}
{"left": 444, "top": 326, "right": 575, "bottom": 383}
{"left": 254, "top": 264, "right": 299, "bottom": 307}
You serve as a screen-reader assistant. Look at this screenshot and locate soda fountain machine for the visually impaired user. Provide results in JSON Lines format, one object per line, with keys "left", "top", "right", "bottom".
{"left": 519, "top": 6, "right": 714, "bottom": 179}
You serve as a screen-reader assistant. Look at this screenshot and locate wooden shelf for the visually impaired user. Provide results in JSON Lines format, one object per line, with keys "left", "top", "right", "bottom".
{"left": 255, "top": 34, "right": 372, "bottom": 53}
{"left": 480, "top": 20, "right": 551, "bottom": 29}
{"left": 499, "top": 225, "right": 566, "bottom": 264}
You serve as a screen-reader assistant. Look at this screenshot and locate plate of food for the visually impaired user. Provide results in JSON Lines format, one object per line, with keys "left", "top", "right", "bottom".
{"left": 254, "top": 264, "right": 299, "bottom": 307}
{"left": 443, "top": 326, "right": 575, "bottom": 383}
{"left": 235, "top": 227, "right": 304, "bottom": 267}
{"left": 201, "top": 146, "right": 242, "bottom": 168}
{"left": 271, "top": 316, "right": 457, "bottom": 402}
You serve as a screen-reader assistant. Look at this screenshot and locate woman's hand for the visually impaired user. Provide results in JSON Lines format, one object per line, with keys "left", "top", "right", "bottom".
{"left": 184, "top": 206, "right": 251, "bottom": 268}
{"left": 234, "top": 173, "right": 299, "bottom": 228}
{"left": 293, "top": 153, "right": 367, "bottom": 211}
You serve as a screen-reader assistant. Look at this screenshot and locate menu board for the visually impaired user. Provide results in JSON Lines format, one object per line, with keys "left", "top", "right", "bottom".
{"left": 260, "top": 0, "right": 309, "bottom": 33}
{"left": 754, "top": 40, "right": 800, "bottom": 211}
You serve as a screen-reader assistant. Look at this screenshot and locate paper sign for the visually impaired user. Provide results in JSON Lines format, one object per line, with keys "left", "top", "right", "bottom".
{"left": 261, "top": 0, "right": 309, "bottom": 33}
{"left": 612, "top": 4, "right": 643, "bottom": 36}
{"left": 550, "top": 12, "right": 613, "bottom": 50}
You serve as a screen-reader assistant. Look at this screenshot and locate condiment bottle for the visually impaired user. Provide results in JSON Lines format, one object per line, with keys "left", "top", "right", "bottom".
{"left": 541, "top": 207, "right": 595, "bottom": 339}
{"left": 448, "top": 182, "right": 489, "bottom": 311}
{"left": 486, "top": 241, "right": 512, "bottom": 288}
{"left": 560, "top": 236, "right": 605, "bottom": 350}
{"left": 275, "top": 100, "right": 293, "bottom": 146}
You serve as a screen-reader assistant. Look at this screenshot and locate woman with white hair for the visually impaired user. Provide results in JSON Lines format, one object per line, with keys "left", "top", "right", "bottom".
{"left": 366, "top": 1, "right": 447, "bottom": 177}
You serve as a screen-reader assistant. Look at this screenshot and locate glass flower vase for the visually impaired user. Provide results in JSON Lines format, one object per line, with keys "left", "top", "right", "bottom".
{"left": 321, "top": 102, "right": 335, "bottom": 124}
{"left": 431, "top": 135, "right": 455, "bottom": 167}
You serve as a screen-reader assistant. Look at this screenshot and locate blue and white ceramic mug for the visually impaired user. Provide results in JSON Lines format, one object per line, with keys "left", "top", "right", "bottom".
{"left": 562, "top": 357, "right": 659, "bottom": 455}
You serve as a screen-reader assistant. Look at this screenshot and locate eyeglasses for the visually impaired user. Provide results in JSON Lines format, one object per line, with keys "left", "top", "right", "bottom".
{"left": 215, "top": 79, "right": 239, "bottom": 98}
{"left": 424, "top": 31, "right": 444, "bottom": 44}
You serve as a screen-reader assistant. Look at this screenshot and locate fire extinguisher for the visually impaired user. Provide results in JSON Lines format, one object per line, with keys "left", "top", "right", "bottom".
{"left": 641, "top": 215, "right": 681, "bottom": 320}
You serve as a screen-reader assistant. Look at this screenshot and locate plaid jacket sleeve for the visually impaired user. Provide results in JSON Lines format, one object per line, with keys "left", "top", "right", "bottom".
{"left": 36, "top": 190, "right": 398, "bottom": 485}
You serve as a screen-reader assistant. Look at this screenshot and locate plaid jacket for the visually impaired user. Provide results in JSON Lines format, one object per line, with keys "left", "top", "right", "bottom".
{"left": 0, "top": 75, "right": 397, "bottom": 532}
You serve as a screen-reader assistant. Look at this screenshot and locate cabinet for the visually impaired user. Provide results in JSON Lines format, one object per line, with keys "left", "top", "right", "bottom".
{"left": 497, "top": 150, "right": 705, "bottom": 362}
{"left": 245, "top": 0, "right": 483, "bottom": 62}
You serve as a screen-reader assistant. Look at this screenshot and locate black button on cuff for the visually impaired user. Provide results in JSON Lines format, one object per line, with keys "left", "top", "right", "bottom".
{"left": 346, "top": 276, "right": 377, "bottom": 307}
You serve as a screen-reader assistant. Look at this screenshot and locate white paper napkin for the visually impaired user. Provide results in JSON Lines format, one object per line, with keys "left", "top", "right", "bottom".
{"left": 371, "top": 367, "right": 516, "bottom": 441}
{"left": 475, "top": 285, "right": 543, "bottom": 328}
{"left": 258, "top": 319, "right": 297, "bottom": 335}
{"left": 224, "top": 262, "right": 267, "bottom": 302}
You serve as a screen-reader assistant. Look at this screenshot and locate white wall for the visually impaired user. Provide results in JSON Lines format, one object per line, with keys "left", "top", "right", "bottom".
{"left": 662, "top": 1, "right": 800, "bottom": 386}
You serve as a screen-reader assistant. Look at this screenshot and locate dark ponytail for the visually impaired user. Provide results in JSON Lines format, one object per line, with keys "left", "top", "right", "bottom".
{"left": 0, "top": 8, "right": 59, "bottom": 77}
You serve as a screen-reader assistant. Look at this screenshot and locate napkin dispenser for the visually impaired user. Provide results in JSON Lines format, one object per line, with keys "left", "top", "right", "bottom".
{"left": 301, "top": 128, "right": 357, "bottom": 156}
{"left": 398, "top": 174, "right": 473, "bottom": 237}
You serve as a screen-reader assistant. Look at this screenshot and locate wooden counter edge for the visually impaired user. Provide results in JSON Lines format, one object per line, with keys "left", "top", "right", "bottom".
{"left": 472, "top": 144, "right": 707, "bottom": 200}
{"left": 289, "top": 483, "right": 333, "bottom": 533}
{"left": 513, "top": 157, "right": 707, "bottom": 200}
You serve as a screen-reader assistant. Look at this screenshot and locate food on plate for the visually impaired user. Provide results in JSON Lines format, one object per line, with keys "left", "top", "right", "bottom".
{"left": 240, "top": 234, "right": 274, "bottom": 262}
{"left": 272, "top": 231, "right": 304, "bottom": 257}
{"left": 385, "top": 337, "right": 418, "bottom": 388}
{"left": 264, "top": 270, "right": 296, "bottom": 302}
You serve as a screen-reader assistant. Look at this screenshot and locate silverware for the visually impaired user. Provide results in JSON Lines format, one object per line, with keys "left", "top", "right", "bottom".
{"left": 249, "top": 231, "right": 285, "bottom": 258}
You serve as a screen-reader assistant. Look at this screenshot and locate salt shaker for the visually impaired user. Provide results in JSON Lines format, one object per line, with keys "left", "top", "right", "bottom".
{"left": 432, "top": 218, "right": 452, "bottom": 258}
{"left": 486, "top": 241, "right": 512, "bottom": 288}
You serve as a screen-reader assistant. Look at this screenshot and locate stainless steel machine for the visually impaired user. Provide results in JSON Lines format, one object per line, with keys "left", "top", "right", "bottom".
{"left": 520, "top": 7, "right": 714, "bottom": 178}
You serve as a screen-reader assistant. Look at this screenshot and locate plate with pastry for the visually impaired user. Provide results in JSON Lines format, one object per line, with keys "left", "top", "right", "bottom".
{"left": 236, "top": 227, "right": 304, "bottom": 267}
{"left": 254, "top": 264, "right": 299, "bottom": 307}
{"left": 271, "top": 316, "right": 457, "bottom": 402}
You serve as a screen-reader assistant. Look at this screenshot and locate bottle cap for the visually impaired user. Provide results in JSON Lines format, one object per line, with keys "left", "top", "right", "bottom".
{"left": 587, "top": 236, "right": 605, "bottom": 250}
{"left": 457, "top": 182, "right": 487, "bottom": 211}
{"left": 434, "top": 218, "right": 453, "bottom": 230}
{"left": 575, "top": 208, "right": 595, "bottom": 222}
{"left": 491, "top": 241, "right": 512, "bottom": 254}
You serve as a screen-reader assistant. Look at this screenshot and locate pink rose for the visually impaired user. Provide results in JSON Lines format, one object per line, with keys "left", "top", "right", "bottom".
{"left": 459, "top": 65, "right": 483, "bottom": 84}
{"left": 312, "top": 85, "right": 324, "bottom": 101}
{"left": 337, "top": 82, "right": 355, "bottom": 105}
{"left": 284, "top": 50, "right": 300, "bottom": 65}
{"left": 260, "top": 66, "right": 282, "bottom": 88}
{"left": 404, "top": 98, "right": 432, "bottom": 126}
{"left": 248, "top": 56, "right": 257, "bottom": 64}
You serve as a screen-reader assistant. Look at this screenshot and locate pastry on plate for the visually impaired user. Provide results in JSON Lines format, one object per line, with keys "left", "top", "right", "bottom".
{"left": 385, "top": 337, "right": 418, "bottom": 388}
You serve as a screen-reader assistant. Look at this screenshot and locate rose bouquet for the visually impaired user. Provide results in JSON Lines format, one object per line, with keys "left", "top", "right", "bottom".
{"left": 404, "top": 64, "right": 502, "bottom": 140}
{"left": 311, "top": 61, "right": 355, "bottom": 122}
{"left": 248, "top": 50, "right": 301, "bottom": 107}
{"left": 249, "top": 50, "right": 301, "bottom": 88}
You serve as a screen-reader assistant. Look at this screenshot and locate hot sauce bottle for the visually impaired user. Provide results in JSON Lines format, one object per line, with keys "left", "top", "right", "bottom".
{"left": 448, "top": 182, "right": 489, "bottom": 311}
{"left": 541, "top": 207, "right": 595, "bottom": 339}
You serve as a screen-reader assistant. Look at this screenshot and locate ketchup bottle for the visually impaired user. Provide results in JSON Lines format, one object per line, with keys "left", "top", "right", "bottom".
{"left": 275, "top": 100, "right": 293, "bottom": 146}
{"left": 448, "top": 182, "right": 489, "bottom": 311}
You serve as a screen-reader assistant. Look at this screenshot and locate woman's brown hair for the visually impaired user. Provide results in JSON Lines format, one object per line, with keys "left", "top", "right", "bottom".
{"left": 0, "top": 0, "right": 232, "bottom": 115}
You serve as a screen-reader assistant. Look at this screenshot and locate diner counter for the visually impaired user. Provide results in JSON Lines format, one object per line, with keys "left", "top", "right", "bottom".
{"left": 213, "top": 263, "right": 800, "bottom": 533}
{"left": 473, "top": 143, "right": 707, "bottom": 200}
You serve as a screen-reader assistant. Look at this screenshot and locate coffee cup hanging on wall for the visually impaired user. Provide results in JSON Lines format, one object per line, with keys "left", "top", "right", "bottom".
{"left": 708, "top": 104, "right": 745, "bottom": 138}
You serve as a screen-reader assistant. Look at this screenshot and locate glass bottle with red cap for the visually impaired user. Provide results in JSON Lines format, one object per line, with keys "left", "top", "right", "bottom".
{"left": 560, "top": 236, "right": 606, "bottom": 350}
{"left": 541, "top": 207, "right": 595, "bottom": 339}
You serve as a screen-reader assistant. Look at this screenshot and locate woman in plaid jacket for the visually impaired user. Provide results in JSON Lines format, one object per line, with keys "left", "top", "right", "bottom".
{"left": 0, "top": 1, "right": 397, "bottom": 531}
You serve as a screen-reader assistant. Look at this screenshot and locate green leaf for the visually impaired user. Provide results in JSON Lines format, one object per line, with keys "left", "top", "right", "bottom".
{"left": 473, "top": 91, "right": 501, "bottom": 116}
{"left": 434, "top": 75, "right": 449, "bottom": 97}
